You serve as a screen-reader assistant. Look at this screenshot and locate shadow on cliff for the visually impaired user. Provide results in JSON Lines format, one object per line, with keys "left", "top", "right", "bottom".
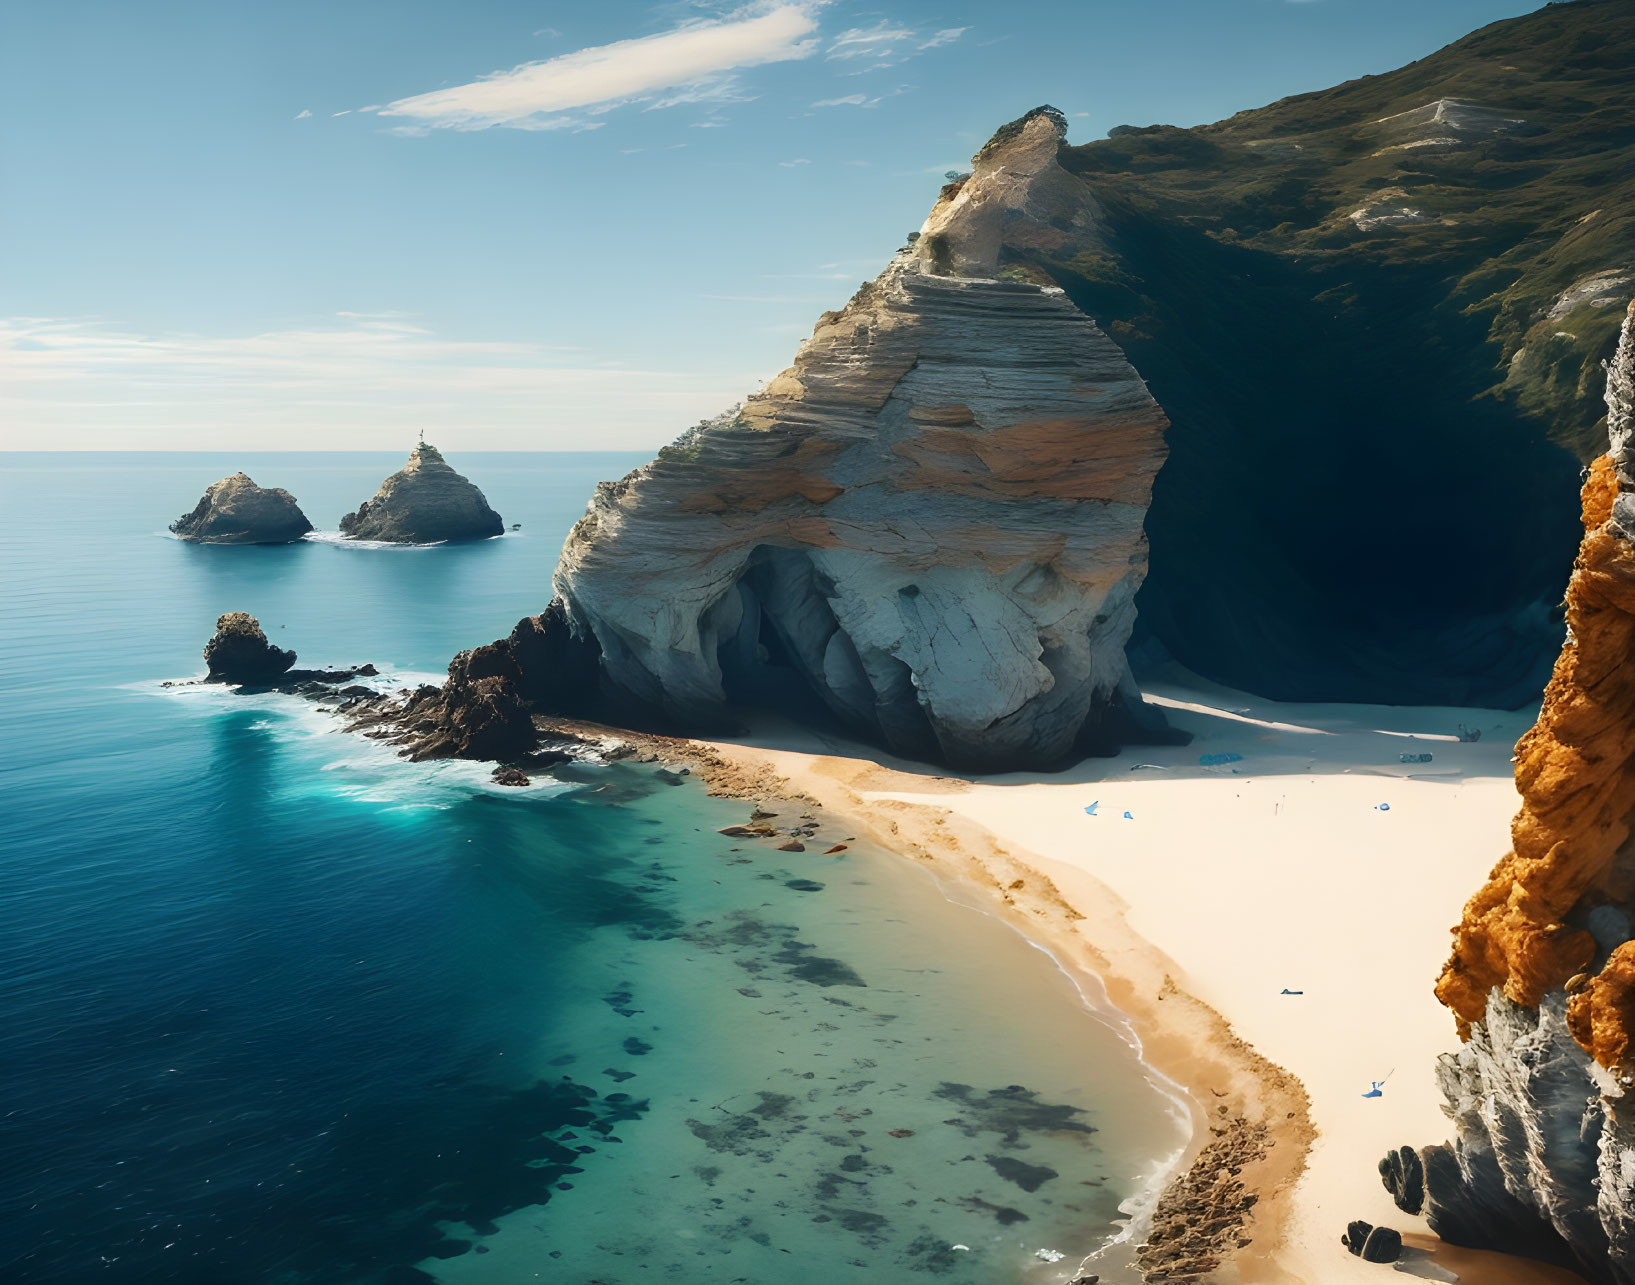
{"left": 1033, "top": 175, "right": 1584, "bottom": 712}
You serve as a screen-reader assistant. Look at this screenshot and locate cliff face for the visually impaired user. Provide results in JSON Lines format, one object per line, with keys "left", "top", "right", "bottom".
{"left": 171, "top": 474, "right": 311, "bottom": 545}
{"left": 1416, "top": 302, "right": 1635, "bottom": 1280}
{"left": 340, "top": 444, "right": 503, "bottom": 544}
{"left": 545, "top": 110, "right": 1172, "bottom": 771}
{"left": 1007, "top": 2, "right": 1635, "bottom": 707}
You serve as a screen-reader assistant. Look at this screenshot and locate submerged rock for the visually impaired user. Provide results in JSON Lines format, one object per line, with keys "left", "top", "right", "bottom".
{"left": 171, "top": 473, "right": 312, "bottom": 544}
{"left": 203, "top": 612, "right": 297, "bottom": 683}
{"left": 340, "top": 443, "right": 503, "bottom": 544}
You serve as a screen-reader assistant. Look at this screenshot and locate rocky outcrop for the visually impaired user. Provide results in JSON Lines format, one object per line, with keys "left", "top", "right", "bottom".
{"left": 339, "top": 444, "right": 503, "bottom": 543}
{"left": 1414, "top": 303, "right": 1635, "bottom": 1280}
{"left": 1437, "top": 301, "right": 1635, "bottom": 1046}
{"left": 203, "top": 613, "right": 297, "bottom": 683}
{"left": 171, "top": 474, "right": 312, "bottom": 544}
{"left": 376, "top": 642, "right": 538, "bottom": 763}
{"left": 527, "top": 108, "right": 1172, "bottom": 772}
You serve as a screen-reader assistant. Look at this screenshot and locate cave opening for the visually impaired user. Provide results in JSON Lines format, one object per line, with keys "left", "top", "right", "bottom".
{"left": 1037, "top": 209, "right": 1585, "bottom": 708}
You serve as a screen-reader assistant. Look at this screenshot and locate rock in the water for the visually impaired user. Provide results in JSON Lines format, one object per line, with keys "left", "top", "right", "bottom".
{"left": 542, "top": 107, "right": 1172, "bottom": 771}
{"left": 390, "top": 642, "right": 538, "bottom": 762}
{"left": 171, "top": 473, "right": 312, "bottom": 544}
{"left": 1378, "top": 1144, "right": 1425, "bottom": 1216}
{"left": 339, "top": 443, "right": 503, "bottom": 543}
{"left": 203, "top": 612, "right": 297, "bottom": 683}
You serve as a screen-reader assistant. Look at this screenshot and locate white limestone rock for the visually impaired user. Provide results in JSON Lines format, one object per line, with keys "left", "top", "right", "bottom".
{"left": 547, "top": 108, "right": 1171, "bottom": 770}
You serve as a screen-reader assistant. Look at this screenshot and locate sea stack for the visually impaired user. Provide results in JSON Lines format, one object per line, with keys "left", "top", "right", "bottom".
{"left": 339, "top": 443, "right": 503, "bottom": 544}
{"left": 505, "top": 107, "right": 1169, "bottom": 772}
{"left": 203, "top": 612, "right": 297, "bottom": 684}
{"left": 170, "top": 474, "right": 312, "bottom": 544}
{"left": 1398, "top": 302, "right": 1635, "bottom": 1277}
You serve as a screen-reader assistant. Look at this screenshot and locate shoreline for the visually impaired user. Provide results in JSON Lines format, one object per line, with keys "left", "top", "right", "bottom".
{"left": 565, "top": 679, "right": 1588, "bottom": 1285}
{"left": 673, "top": 733, "right": 1314, "bottom": 1284}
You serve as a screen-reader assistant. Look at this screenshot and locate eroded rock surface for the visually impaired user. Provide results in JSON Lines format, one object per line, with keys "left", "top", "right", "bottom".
{"left": 203, "top": 612, "right": 297, "bottom": 683}
{"left": 1416, "top": 303, "right": 1635, "bottom": 1281}
{"left": 340, "top": 444, "right": 503, "bottom": 544}
{"left": 535, "top": 108, "right": 1171, "bottom": 771}
{"left": 171, "top": 473, "right": 312, "bottom": 544}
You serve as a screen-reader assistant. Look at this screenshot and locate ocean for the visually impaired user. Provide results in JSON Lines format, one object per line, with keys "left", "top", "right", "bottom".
{"left": 0, "top": 453, "right": 1188, "bottom": 1285}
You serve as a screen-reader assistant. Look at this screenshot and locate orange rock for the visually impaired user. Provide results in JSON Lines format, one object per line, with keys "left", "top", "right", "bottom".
{"left": 1436, "top": 304, "right": 1635, "bottom": 1066}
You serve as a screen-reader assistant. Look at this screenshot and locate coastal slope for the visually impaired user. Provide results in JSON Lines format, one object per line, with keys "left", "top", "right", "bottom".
{"left": 1011, "top": 0, "right": 1635, "bottom": 707}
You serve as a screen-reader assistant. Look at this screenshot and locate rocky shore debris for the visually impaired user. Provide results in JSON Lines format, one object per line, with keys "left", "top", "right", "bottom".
{"left": 1136, "top": 1112, "right": 1267, "bottom": 1280}
{"left": 171, "top": 473, "right": 312, "bottom": 544}
{"left": 339, "top": 442, "right": 503, "bottom": 543}
{"left": 203, "top": 613, "right": 298, "bottom": 683}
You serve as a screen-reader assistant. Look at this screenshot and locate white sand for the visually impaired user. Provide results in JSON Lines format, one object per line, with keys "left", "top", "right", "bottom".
{"left": 697, "top": 675, "right": 1586, "bottom": 1283}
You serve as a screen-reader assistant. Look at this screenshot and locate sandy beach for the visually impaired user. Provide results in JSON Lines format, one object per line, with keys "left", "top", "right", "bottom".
{"left": 675, "top": 673, "right": 1588, "bottom": 1284}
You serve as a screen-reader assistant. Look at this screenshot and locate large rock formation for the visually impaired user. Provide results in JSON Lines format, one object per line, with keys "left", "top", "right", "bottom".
{"left": 339, "top": 444, "right": 503, "bottom": 544}
{"left": 1411, "top": 302, "right": 1635, "bottom": 1281}
{"left": 536, "top": 108, "right": 1170, "bottom": 771}
{"left": 203, "top": 612, "right": 298, "bottom": 683}
{"left": 170, "top": 474, "right": 312, "bottom": 544}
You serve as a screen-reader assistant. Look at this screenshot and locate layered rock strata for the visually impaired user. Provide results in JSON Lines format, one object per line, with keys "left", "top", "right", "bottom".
{"left": 525, "top": 108, "right": 1171, "bottom": 771}
{"left": 340, "top": 444, "right": 503, "bottom": 543}
{"left": 171, "top": 473, "right": 312, "bottom": 544}
{"left": 1411, "top": 303, "right": 1635, "bottom": 1279}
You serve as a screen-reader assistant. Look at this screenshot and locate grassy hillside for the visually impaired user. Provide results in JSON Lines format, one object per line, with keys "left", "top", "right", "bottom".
{"left": 1015, "top": 0, "right": 1635, "bottom": 705}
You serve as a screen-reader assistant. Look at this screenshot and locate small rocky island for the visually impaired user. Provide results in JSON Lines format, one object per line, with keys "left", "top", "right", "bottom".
{"left": 339, "top": 443, "right": 503, "bottom": 544}
{"left": 170, "top": 473, "right": 312, "bottom": 544}
{"left": 203, "top": 613, "right": 299, "bottom": 683}
{"left": 197, "top": 612, "right": 380, "bottom": 690}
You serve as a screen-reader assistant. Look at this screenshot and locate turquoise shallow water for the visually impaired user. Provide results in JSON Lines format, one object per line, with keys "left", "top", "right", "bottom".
{"left": 0, "top": 453, "right": 1188, "bottom": 1285}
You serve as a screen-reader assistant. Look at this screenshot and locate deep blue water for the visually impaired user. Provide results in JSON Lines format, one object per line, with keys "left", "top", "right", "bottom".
{"left": 0, "top": 453, "right": 1186, "bottom": 1285}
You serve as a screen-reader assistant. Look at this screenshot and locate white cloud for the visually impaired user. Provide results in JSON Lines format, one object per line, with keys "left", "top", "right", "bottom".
{"left": 778, "top": 157, "right": 812, "bottom": 166}
{"left": 828, "top": 23, "right": 914, "bottom": 59}
{"left": 825, "top": 20, "right": 963, "bottom": 71}
{"left": 811, "top": 84, "right": 912, "bottom": 109}
{"left": 293, "top": 109, "right": 312, "bottom": 120}
{"left": 0, "top": 315, "right": 753, "bottom": 450}
{"left": 377, "top": 3, "right": 820, "bottom": 133}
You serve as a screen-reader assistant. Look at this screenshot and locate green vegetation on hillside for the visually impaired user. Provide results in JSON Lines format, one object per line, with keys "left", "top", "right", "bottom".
{"left": 1012, "top": 0, "right": 1634, "bottom": 706}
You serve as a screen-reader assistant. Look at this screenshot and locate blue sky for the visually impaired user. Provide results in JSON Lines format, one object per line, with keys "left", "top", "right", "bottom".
{"left": 2, "top": 0, "right": 1537, "bottom": 450}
